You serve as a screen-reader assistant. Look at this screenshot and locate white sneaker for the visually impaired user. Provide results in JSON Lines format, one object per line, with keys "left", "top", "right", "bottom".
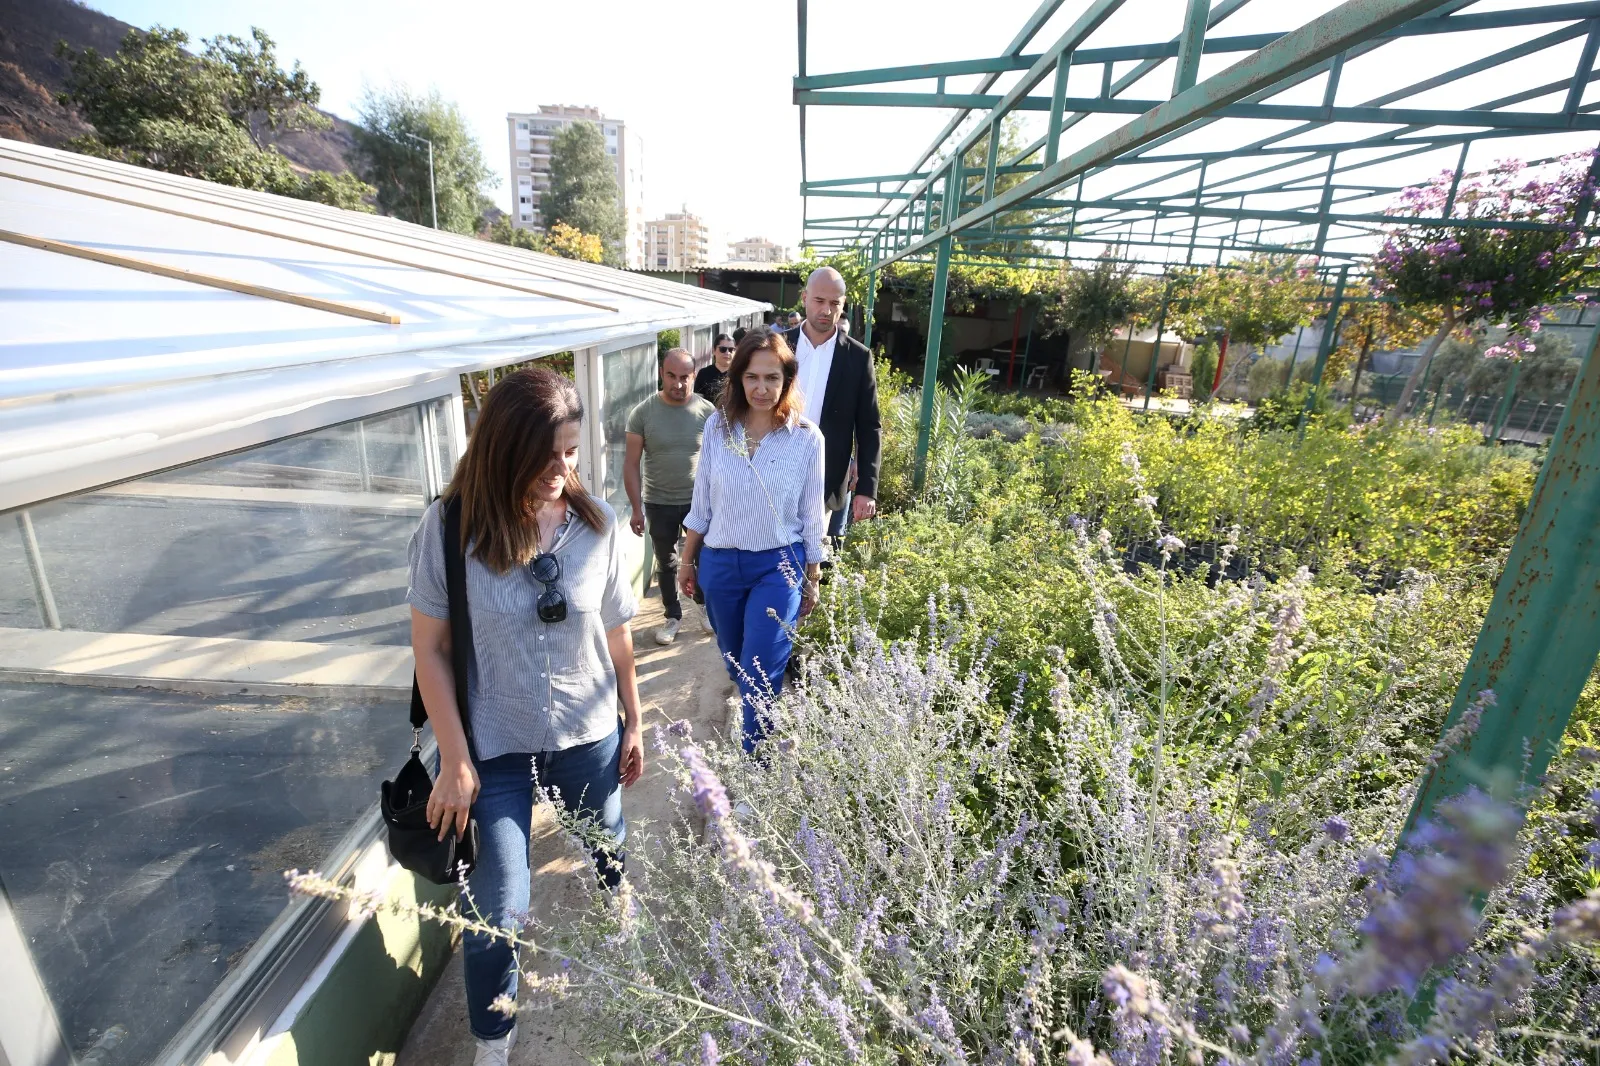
{"left": 653, "top": 618, "right": 681, "bottom": 645}
{"left": 473, "top": 1025, "right": 517, "bottom": 1066}
{"left": 698, "top": 604, "right": 715, "bottom": 635}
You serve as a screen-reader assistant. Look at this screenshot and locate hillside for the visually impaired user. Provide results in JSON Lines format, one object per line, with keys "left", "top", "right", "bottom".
{"left": 0, "top": 0, "right": 359, "bottom": 175}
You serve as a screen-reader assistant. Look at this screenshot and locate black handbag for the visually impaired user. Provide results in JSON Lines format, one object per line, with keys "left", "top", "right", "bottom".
{"left": 381, "top": 496, "right": 480, "bottom": 885}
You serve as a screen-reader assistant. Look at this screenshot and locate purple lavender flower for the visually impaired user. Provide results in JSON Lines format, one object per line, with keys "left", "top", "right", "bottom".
{"left": 699, "top": 1031, "right": 719, "bottom": 1066}
{"left": 681, "top": 745, "right": 731, "bottom": 820}
{"left": 1322, "top": 816, "right": 1351, "bottom": 843}
{"left": 1348, "top": 790, "right": 1521, "bottom": 996}
{"left": 1102, "top": 965, "right": 1152, "bottom": 1016}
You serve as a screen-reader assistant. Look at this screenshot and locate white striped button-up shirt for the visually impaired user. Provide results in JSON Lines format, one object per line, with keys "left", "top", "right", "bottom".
{"left": 685, "top": 411, "right": 827, "bottom": 565}
{"left": 406, "top": 496, "right": 637, "bottom": 758}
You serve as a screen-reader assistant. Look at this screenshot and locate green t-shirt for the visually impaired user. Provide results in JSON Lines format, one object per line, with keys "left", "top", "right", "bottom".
{"left": 625, "top": 392, "right": 715, "bottom": 505}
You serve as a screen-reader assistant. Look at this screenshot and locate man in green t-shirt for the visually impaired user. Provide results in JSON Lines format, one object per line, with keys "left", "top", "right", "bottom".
{"left": 624, "top": 347, "right": 716, "bottom": 644}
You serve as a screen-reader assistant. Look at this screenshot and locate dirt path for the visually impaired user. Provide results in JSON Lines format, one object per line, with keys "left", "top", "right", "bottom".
{"left": 396, "top": 596, "right": 732, "bottom": 1065}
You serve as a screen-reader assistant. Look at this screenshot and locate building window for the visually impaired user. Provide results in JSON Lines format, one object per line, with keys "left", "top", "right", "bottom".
{"left": 516, "top": 158, "right": 530, "bottom": 169}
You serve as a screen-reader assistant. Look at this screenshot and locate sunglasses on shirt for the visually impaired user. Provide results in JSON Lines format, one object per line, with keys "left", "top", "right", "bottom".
{"left": 529, "top": 552, "right": 567, "bottom": 623}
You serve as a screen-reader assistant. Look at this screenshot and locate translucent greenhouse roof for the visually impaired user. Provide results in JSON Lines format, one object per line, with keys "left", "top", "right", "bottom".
{"left": 0, "top": 139, "right": 763, "bottom": 509}
{"left": 796, "top": 0, "right": 1600, "bottom": 270}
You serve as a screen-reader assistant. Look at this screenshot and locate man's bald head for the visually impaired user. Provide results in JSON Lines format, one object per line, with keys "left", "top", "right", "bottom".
{"left": 659, "top": 347, "right": 694, "bottom": 403}
{"left": 806, "top": 266, "right": 847, "bottom": 299}
{"left": 802, "top": 266, "right": 847, "bottom": 338}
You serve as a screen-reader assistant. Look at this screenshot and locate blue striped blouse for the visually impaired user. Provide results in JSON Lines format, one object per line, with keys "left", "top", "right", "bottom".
{"left": 684, "top": 411, "right": 827, "bottom": 565}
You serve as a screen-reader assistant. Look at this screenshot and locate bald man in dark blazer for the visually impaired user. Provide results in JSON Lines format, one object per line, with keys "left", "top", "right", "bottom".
{"left": 783, "top": 267, "right": 881, "bottom": 545}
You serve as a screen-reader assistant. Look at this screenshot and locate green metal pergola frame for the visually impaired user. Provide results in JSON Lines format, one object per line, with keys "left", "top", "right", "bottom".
{"left": 794, "top": 0, "right": 1600, "bottom": 853}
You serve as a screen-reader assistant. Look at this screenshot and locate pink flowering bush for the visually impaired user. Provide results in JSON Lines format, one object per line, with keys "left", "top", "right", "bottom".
{"left": 1373, "top": 154, "right": 1596, "bottom": 418}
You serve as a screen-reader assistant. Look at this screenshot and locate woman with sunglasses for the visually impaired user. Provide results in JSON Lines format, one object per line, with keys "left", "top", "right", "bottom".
{"left": 406, "top": 368, "right": 643, "bottom": 1064}
{"left": 680, "top": 328, "right": 826, "bottom": 752}
{"left": 693, "top": 332, "right": 738, "bottom": 402}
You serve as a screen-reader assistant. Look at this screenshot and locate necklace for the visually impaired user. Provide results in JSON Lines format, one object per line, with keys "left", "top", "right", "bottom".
{"left": 527, "top": 497, "right": 567, "bottom": 551}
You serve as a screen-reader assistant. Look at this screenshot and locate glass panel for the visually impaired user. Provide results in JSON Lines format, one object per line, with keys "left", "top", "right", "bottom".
{"left": 0, "top": 684, "right": 409, "bottom": 1065}
{"left": 0, "top": 402, "right": 437, "bottom": 1062}
{"left": 601, "top": 343, "right": 658, "bottom": 519}
{"left": 429, "top": 398, "right": 459, "bottom": 489}
{"left": 0, "top": 513, "right": 47, "bottom": 628}
{"left": 1, "top": 408, "right": 429, "bottom": 646}
{"left": 691, "top": 326, "right": 713, "bottom": 359}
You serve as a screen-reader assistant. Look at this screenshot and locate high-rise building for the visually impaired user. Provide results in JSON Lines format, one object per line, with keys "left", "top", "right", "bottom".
{"left": 645, "top": 208, "right": 710, "bottom": 271}
{"left": 506, "top": 105, "right": 646, "bottom": 268}
{"left": 729, "top": 236, "right": 789, "bottom": 263}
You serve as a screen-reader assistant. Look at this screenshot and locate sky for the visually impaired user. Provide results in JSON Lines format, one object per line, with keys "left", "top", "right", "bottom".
{"left": 81, "top": 0, "right": 1600, "bottom": 263}
{"left": 82, "top": 0, "right": 1059, "bottom": 254}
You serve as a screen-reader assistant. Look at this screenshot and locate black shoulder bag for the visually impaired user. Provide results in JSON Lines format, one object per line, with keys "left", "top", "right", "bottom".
{"left": 380, "top": 496, "right": 479, "bottom": 884}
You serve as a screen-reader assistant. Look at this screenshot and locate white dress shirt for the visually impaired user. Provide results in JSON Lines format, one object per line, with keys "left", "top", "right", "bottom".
{"left": 793, "top": 326, "right": 838, "bottom": 425}
{"left": 684, "top": 412, "right": 828, "bottom": 564}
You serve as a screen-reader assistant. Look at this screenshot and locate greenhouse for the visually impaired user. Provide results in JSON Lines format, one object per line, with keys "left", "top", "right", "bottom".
{"left": 0, "top": 137, "right": 762, "bottom": 1066}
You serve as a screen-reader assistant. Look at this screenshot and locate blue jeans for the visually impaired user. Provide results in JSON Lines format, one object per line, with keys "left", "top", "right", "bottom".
{"left": 460, "top": 727, "right": 626, "bottom": 1039}
{"left": 699, "top": 543, "right": 804, "bottom": 752}
{"left": 828, "top": 504, "right": 851, "bottom": 540}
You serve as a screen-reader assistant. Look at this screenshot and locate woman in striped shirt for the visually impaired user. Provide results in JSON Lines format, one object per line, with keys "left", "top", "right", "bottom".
{"left": 679, "top": 328, "right": 826, "bottom": 752}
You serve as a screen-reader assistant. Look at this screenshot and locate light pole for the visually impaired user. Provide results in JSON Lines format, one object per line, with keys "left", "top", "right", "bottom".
{"left": 398, "top": 130, "right": 437, "bottom": 229}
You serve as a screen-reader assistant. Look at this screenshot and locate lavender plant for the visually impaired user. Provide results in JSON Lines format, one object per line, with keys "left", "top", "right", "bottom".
{"left": 290, "top": 446, "right": 1598, "bottom": 1065}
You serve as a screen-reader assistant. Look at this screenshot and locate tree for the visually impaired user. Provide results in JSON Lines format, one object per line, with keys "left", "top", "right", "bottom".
{"left": 56, "top": 26, "right": 372, "bottom": 210}
{"left": 1430, "top": 321, "right": 1581, "bottom": 404}
{"left": 1036, "top": 256, "right": 1158, "bottom": 372}
{"left": 1165, "top": 254, "right": 1321, "bottom": 348}
{"left": 482, "top": 217, "right": 604, "bottom": 263}
{"left": 544, "top": 121, "right": 624, "bottom": 263}
{"left": 544, "top": 221, "right": 605, "bottom": 263}
{"left": 1321, "top": 299, "right": 1441, "bottom": 401}
{"left": 483, "top": 215, "right": 543, "bottom": 251}
{"left": 1373, "top": 154, "right": 1595, "bottom": 421}
{"left": 1155, "top": 254, "right": 1321, "bottom": 398}
{"left": 957, "top": 118, "right": 1042, "bottom": 257}
{"left": 350, "top": 86, "right": 496, "bottom": 234}
{"left": 787, "top": 248, "right": 875, "bottom": 308}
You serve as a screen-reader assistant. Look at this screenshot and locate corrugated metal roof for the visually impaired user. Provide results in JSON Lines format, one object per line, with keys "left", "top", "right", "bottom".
{"left": 0, "top": 138, "right": 767, "bottom": 509}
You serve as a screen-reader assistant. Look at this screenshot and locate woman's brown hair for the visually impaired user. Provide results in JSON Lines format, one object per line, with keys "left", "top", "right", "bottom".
{"left": 719, "top": 327, "right": 803, "bottom": 428}
{"left": 444, "top": 367, "right": 605, "bottom": 573}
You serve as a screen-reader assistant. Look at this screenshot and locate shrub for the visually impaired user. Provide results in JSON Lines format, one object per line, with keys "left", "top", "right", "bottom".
{"left": 306, "top": 532, "right": 1600, "bottom": 1065}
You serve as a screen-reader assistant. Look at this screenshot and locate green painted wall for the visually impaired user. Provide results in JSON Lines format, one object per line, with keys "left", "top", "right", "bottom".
{"left": 261, "top": 870, "right": 456, "bottom": 1066}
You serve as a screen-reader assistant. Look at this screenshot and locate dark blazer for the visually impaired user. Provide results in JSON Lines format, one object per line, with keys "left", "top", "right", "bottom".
{"left": 784, "top": 326, "right": 881, "bottom": 512}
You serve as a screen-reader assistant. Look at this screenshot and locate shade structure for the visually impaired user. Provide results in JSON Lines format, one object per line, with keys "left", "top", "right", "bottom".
{"left": 0, "top": 137, "right": 763, "bottom": 511}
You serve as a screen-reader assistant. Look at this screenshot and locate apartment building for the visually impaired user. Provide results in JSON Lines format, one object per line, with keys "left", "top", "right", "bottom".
{"left": 506, "top": 105, "right": 646, "bottom": 268}
{"left": 645, "top": 208, "right": 711, "bottom": 271}
{"left": 729, "top": 236, "right": 789, "bottom": 263}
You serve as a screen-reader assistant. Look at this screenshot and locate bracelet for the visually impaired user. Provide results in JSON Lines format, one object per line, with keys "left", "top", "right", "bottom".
{"left": 684, "top": 560, "right": 698, "bottom": 568}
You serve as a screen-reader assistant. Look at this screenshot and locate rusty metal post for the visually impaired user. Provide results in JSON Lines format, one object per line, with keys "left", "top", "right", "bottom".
{"left": 1401, "top": 315, "right": 1600, "bottom": 836}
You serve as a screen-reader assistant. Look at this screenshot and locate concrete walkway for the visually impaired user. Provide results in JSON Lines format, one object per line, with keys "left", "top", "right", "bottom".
{"left": 395, "top": 595, "right": 734, "bottom": 1066}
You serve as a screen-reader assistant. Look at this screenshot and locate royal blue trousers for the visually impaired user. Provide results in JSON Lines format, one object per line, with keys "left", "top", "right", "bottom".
{"left": 459, "top": 728, "right": 625, "bottom": 1039}
{"left": 698, "top": 543, "right": 804, "bottom": 752}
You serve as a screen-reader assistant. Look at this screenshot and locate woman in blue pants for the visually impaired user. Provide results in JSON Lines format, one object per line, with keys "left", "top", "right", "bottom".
{"left": 679, "top": 328, "right": 826, "bottom": 752}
